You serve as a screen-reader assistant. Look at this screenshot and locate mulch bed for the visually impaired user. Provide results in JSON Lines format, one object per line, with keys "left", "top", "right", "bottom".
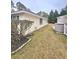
{"left": 11, "top": 32, "right": 32, "bottom": 52}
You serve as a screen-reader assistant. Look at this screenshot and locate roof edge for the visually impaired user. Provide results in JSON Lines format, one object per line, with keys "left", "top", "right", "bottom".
{"left": 11, "top": 11, "right": 48, "bottom": 19}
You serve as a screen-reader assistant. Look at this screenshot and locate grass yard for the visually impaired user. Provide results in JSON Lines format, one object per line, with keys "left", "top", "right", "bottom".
{"left": 12, "top": 24, "right": 67, "bottom": 59}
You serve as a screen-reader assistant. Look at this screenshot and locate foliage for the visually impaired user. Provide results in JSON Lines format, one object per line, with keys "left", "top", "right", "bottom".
{"left": 60, "top": 6, "right": 67, "bottom": 16}
{"left": 11, "top": 0, "right": 14, "bottom": 8}
{"left": 48, "top": 10, "right": 59, "bottom": 23}
{"left": 48, "top": 6, "right": 67, "bottom": 23}
{"left": 54, "top": 10, "right": 59, "bottom": 17}
{"left": 16, "top": 2, "right": 27, "bottom": 11}
{"left": 11, "top": 20, "right": 33, "bottom": 52}
{"left": 11, "top": 20, "right": 19, "bottom": 34}
{"left": 37, "top": 11, "right": 48, "bottom": 18}
{"left": 11, "top": 30, "right": 29, "bottom": 52}
{"left": 15, "top": 2, "right": 33, "bottom": 13}
{"left": 19, "top": 20, "right": 33, "bottom": 35}
{"left": 11, "top": 0, "right": 17, "bottom": 12}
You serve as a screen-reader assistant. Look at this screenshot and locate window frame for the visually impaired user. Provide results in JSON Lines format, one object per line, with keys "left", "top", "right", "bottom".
{"left": 40, "top": 18, "right": 43, "bottom": 25}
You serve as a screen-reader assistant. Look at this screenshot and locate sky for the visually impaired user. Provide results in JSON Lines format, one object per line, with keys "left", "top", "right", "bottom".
{"left": 12, "top": 0, "right": 67, "bottom": 14}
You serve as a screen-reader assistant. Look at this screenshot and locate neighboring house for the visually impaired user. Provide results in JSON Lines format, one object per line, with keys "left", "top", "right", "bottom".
{"left": 54, "top": 15, "right": 67, "bottom": 35}
{"left": 37, "top": 11, "right": 48, "bottom": 18}
{"left": 11, "top": 11, "right": 48, "bottom": 36}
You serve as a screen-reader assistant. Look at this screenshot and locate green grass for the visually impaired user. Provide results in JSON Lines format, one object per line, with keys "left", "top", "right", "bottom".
{"left": 12, "top": 24, "right": 67, "bottom": 59}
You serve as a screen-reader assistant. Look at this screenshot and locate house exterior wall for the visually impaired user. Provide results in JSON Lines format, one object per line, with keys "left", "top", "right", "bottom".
{"left": 57, "top": 15, "right": 67, "bottom": 24}
{"left": 24, "top": 15, "right": 48, "bottom": 35}
{"left": 55, "top": 15, "right": 67, "bottom": 35}
{"left": 11, "top": 12, "right": 48, "bottom": 35}
{"left": 19, "top": 13, "right": 38, "bottom": 21}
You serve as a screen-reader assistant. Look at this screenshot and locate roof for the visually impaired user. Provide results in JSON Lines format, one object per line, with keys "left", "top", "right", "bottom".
{"left": 57, "top": 15, "right": 67, "bottom": 19}
{"left": 11, "top": 11, "right": 48, "bottom": 19}
{"left": 57, "top": 15, "right": 67, "bottom": 24}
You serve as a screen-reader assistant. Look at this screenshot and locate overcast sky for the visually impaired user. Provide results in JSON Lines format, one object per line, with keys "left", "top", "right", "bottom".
{"left": 12, "top": 0, "right": 67, "bottom": 13}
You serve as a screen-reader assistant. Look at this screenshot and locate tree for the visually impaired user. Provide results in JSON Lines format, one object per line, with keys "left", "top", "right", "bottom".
{"left": 60, "top": 6, "right": 67, "bottom": 16}
{"left": 48, "top": 10, "right": 56, "bottom": 23}
{"left": 37, "top": 11, "right": 48, "bottom": 18}
{"left": 54, "top": 10, "right": 59, "bottom": 17}
{"left": 16, "top": 2, "right": 27, "bottom": 11}
{"left": 11, "top": 0, "right": 14, "bottom": 8}
{"left": 11, "top": 0, "right": 17, "bottom": 12}
{"left": 60, "top": 9, "right": 66, "bottom": 16}
{"left": 54, "top": 10, "right": 59, "bottom": 23}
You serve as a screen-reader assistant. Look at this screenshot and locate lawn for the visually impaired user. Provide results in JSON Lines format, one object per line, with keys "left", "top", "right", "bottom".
{"left": 11, "top": 24, "right": 67, "bottom": 59}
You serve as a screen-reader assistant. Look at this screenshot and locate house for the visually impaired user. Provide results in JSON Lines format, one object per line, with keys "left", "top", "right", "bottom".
{"left": 54, "top": 15, "right": 67, "bottom": 35}
{"left": 11, "top": 11, "right": 48, "bottom": 36}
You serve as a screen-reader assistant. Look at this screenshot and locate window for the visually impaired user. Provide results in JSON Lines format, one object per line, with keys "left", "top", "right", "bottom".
{"left": 11, "top": 15, "right": 13, "bottom": 20}
{"left": 11, "top": 15, "right": 16, "bottom": 20}
{"left": 17, "top": 16, "right": 19, "bottom": 20}
{"left": 40, "top": 18, "right": 43, "bottom": 25}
